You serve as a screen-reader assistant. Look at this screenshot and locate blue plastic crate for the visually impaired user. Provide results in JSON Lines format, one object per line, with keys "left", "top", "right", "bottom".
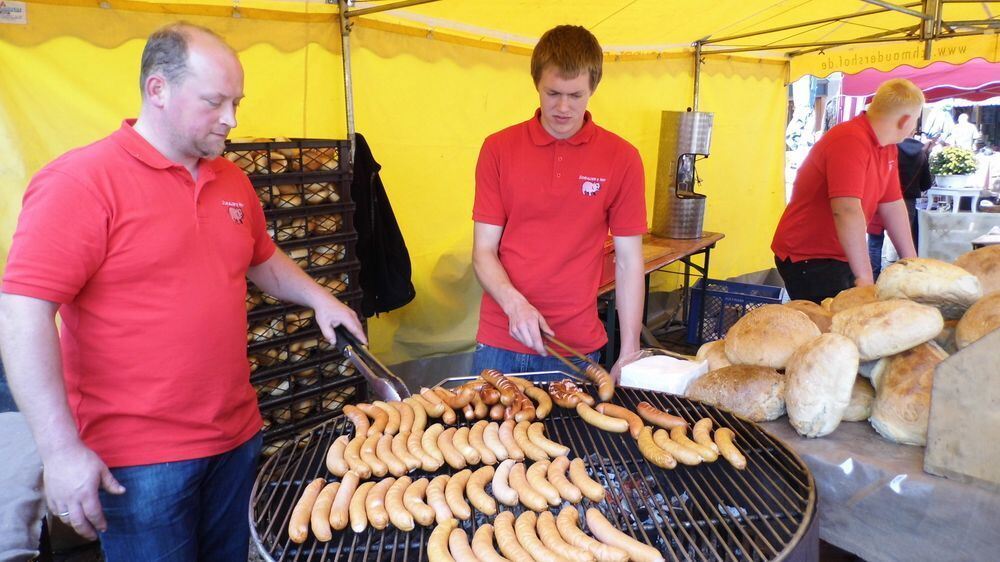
{"left": 686, "top": 279, "right": 785, "bottom": 345}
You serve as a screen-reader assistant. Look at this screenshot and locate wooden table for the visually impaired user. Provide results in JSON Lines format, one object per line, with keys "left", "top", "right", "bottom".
{"left": 597, "top": 232, "right": 724, "bottom": 366}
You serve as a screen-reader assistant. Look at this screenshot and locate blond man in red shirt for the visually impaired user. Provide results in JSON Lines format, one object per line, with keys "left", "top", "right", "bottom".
{"left": 0, "top": 23, "right": 364, "bottom": 560}
{"left": 472, "top": 25, "right": 648, "bottom": 375}
{"left": 772, "top": 79, "right": 924, "bottom": 303}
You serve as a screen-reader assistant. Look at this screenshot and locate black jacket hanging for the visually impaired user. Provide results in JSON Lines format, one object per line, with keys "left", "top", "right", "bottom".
{"left": 350, "top": 132, "right": 416, "bottom": 317}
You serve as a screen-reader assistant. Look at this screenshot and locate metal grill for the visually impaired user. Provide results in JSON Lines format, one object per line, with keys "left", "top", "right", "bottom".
{"left": 251, "top": 376, "right": 815, "bottom": 562}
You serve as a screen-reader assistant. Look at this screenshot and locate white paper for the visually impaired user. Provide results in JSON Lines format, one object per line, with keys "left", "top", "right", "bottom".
{"left": 620, "top": 354, "right": 707, "bottom": 395}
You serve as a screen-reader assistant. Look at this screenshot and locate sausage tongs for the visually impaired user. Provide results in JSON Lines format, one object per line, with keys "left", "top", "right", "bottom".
{"left": 333, "top": 326, "right": 411, "bottom": 401}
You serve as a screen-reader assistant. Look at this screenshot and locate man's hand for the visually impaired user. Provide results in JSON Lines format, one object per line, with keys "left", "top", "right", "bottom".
{"left": 43, "top": 441, "right": 124, "bottom": 540}
{"left": 314, "top": 295, "right": 367, "bottom": 346}
{"left": 505, "top": 297, "right": 553, "bottom": 355}
{"left": 854, "top": 276, "right": 875, "bottom": 287}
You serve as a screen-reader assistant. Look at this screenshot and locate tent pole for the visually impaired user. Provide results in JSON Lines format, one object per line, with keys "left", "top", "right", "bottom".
{"left": 861, "top": 0, "right": 932, "bottom": 19}
{"left": 338, "top": 0, "right": 356, "bottom": 164}
{"left": 701, "top": 3, "right": 922, "bottom": 45}
{"left": 703, "top": 35, "right": 921, "bottom": 55}
{"left": 693, "top": 41, "right": 702, "bottom": 111}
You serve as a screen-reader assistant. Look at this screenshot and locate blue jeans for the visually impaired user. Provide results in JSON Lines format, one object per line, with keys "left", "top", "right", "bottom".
{"left": 868, "top": 233, "right": 885, "bottom": 280}
{"left": 471, "top": 343, "right": 600, "bottom": 375}
{"left": 98, "top": 432, "right": 262, "bottom": 562}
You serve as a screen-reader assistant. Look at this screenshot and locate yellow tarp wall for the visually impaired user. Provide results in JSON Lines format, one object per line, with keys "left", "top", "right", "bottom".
{"left": 0, "top": 4, "right": 787, "bottom": 364}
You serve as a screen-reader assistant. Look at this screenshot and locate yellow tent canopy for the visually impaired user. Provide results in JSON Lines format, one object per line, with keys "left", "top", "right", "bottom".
{"left": 1, "top": 0, "right": 996, "bottom": 363}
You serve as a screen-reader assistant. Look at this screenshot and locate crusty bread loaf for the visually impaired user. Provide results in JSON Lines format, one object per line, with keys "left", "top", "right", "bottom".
{"left": 685, "top": 365, "right": 785, "bottom": 422}
{"left": 955, "top": 292, "right": 1000, "bottom": 349}
{"left": 831, "top": 299, "right": 943, "bottom": 361}
{"left": 724, "top": 305, "right": 821, "bottom": 368}
{"left": 875, "top": 257, "right": 982, "bottom": 319}
{"left": 695, "top": 339, "right": 731, "bottom": 371}
{"left": 830, "top": 285, "right": 878, "bottom": 313}
{"left": 784, "top": 300, "right": 832, "bottom": 332}
{"left": 785, "top": 334, "right": 860, "bottom": 437}
{"left": 868, "top": 342, "right": 948, "bottom": 446}
{"left": 954, "top": 245, "right": 1000, "bottom": 295}
{"left": 842, "top": 377, "right": 875, "bottom": 422}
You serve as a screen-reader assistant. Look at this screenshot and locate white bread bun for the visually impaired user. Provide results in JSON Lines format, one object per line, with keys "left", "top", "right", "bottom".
{"left": 868, "top": 342, "right": 948, "bottom": 446}
{"left": 785, "top": 334, "right": 861, "bottom": 437}
{"left": 955, "top": 292, "right": 1000, "bottom": 349}
{"left": 685, "top": 365, "right": 785, "bottom": 422}
{"left": 830, "top": 285, "right": 877, "bottom": 313}
{"left": 784, "top": 299, "right": 832, "bottom": 332}
{"left": 831, "top": 299, "right": 943, "bottom": 361}
{"left": 724, "top": 305, "right": 821, "bottom": 369}
{"left": 954, "top": 245, "right": 1000, "bottom": 295}
{"left": 696, "top": 340, "right": 731, "bottom": 371}
{"left": 842, "top": 377, "right": 875, "bottom": 422}
{"left": 875, "top": 257, "right": 982, "bottom": 319}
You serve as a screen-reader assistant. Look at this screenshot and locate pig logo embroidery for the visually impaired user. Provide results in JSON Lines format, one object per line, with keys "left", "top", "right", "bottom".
{"left": 221, "top": 200, "right": 246, "bottom": 224}
{"left": 581, "top": 181, "right": 601, "bottom": 196}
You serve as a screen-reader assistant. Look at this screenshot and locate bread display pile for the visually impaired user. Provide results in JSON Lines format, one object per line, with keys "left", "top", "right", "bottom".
{"left": 689, "top": 254, "right": 998, "bottom": 446}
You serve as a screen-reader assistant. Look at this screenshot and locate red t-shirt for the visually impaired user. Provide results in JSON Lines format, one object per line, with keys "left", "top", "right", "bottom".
{"left": 473, "top": 110, "right": 647, "bottom": 354}
{"left": 2, "top": 120, "right": 275, "bottom": 467}
{"left": 772, "top": 113, "right": 902, "bottom": 262}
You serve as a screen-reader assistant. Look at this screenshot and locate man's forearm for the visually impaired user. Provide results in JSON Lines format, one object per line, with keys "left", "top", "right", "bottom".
{"left": 832, "top": 202, "right": 874, "bottom": 284}
{"left": 247, "top": 251, "right": 333, "bottom": 309}
{"left": 472, "top": 249, "right": 529, "bottom": 316}
{"left": 613, "top": 239, "right": 645, "bottom": 355}
{"left": 0, "top": 295, "right": 82, "bottom": 460}
{"left": 879, "top": 200, "right": 917, "bottom": 258}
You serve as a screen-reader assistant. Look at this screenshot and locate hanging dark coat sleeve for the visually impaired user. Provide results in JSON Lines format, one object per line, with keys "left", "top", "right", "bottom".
{"left": 350, "top": 133, "right": 416, "bottom": 317}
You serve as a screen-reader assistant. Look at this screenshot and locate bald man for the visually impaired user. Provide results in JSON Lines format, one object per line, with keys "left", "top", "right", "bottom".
{"left": 0, "top": 22, "right": 365, "bottom": 560}
{"left": 772, "top": 78, "right": 924, "bottom": 303}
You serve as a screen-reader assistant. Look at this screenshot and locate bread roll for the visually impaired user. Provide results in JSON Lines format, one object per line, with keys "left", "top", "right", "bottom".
{"left": 685, "top": 365, "right": 785, "bottom": 422}
{"left": 954, "top": 245, "right": 1000, "bottom": 294}
{"left": 784, "top": 300, "right": 832, "bottom": 332}
{"left": 868, "top": 342, "right": 948, "bottom": 446}
{"left": 784, "top": 334, "right": 860, "bottom": 437}
{"left": 875, "top": 258, "right": 982, "bottom": 319}
{"left": 829, "top": 285, "right": 877, "bottom": 313}
{"left": 695, "top": 340, "right": 731, "bottom": 371}
{"left": 831, "top": 299, "right": 943, "bottom": 361}
{"left": 821, "top": 297, "right": 834, "bottom": 311}
{"left": 842, "top": 377, "right": 875, "bottom": 422}
{"left": 955, "top": 292, "right": 1000, "bottom": 349}
{"left": 724, "top": 305, "right": 821, "bottom": 369}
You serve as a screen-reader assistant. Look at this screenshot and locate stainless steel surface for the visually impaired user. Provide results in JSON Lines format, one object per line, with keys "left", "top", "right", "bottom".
{"left": 251, "top": 380, "right": 815, "bottom": 561}
{"left": 340, "top": 344, "right": 407, "bottom": 402}
{"left": 652, "top": 111, "right": 714, "bottom": 240}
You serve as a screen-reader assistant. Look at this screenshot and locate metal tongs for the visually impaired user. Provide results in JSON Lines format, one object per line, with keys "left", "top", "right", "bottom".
{"left": 333, "top": 326, "right": 410, "bottom": 401}
{"left": 542, "top": 333, "right": 610, "bottom": 381}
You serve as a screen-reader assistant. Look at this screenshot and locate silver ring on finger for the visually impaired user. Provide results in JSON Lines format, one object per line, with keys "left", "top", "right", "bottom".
{"left": 57, "top": 511, "right": 71, "bottom": 518}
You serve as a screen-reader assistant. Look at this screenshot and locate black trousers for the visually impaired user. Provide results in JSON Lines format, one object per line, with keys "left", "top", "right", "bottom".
{"left": 775, "top": 256, "right": 855, "bottom": 304}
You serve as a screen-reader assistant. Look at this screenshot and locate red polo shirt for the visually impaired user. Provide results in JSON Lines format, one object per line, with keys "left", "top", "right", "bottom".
{"left": 473, "top": 110, "right": 647, "bottom": 355}
{"left": 772, "top": 113, "right": 902, "bottom": 262}
{"left": 2, "top": 120, "right": 275, "bottom": 467}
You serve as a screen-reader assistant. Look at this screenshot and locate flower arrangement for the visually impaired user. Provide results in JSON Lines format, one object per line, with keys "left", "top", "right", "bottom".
{"left": 930, "top": 147, "right": 978, "bottom": 176}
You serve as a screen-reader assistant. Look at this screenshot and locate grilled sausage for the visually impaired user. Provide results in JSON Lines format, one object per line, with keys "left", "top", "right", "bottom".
{"left": 365, "top": 476, "right": 395, "bottom": 530}
{"left": 484, "top": 422, "right": 509, "bottom": 462}
{"left": 508, "top": 462, "right": 548, "bottom": 512}
{"left": 585, "top": 508, "right": 663, "bottom": 562}
{"left": 526, "top": 460, "right": 562, "bottom": 506}
{"left": 595, "top": 404, "right": 642, "bottom": 439}
{"left": 637, "top": 426, "right": 677, "bottom": 469}
{"left": 453, "top": 426, "right": 481, "bottom": 465}
{"left": 537, "top": 510, "right": 594, "bottom": 562}
{"left": 515, "top": 511, "right": 570, "bottom": 562}
{"left": 325, "top": 435, "right": 350, "bottom": 477}
{"left": 310, "top": 481, "right": 340, "bottom": 542}
{"left": 343, "top": 405, "right": 370, "bottom": 437}
{"left": 438, "top": 427, "right": 468, "bottom": 469}
{"left": 361, "top": 433, "right": 389, "bottom": 477}
{"left": 495, "top": 511, "right": 533, "bottom": 562}
{"left": 670, "top": 426, "right": 718, "bottom": 462}
{"left": 467, "top": 466, "right": 497, "bottom": 516}
{"left": 499, "top": 419, "right": 525, "bottom": 461}
{"left": 546, "top": 455, "right": 583, "bottom": 503}
{"left": 636, "top": 402, "right": 688, "bottom": 430}
{"left": 357, "top": 403, "right": 388, "bottom": 436}
{"left": 404, "top": 396, "right": 428, "bottom": 433}
{"left": 514, "top": 420, "right": 549, "bottom": 462}
{"left": 569, "top": 458, "right": 605, "bottom": 502}
{"left": 576, "top": 403, "right": 628, "bottom": 433}
{"left": 470, "top": 420, "right": 498, "bottom": 465}
{"left": 422, "top": 423, "right": 446, "bottom": 465}
{"left": 527, "top": 422, "right": 571, "bottom": 457}
{"left": 393, "top": 431, "right": 422, "bottom": 471}
{"left": 693, "top": 418, "right": 720, "bottom": 454}
{"left": 492, "top": 459, "right": 519, "bottom": 507}
{"left": 391, "top": 400, "right": 415, "bottom": 434}
{"left": 386, "top": 476, "right": 415, "bottom": 531}
{"left": 715, "top": 428, "right": 747, "bottom": 470}
{"left": 426, "top": 475, "right": 453, "bottom": 524}
{"left": 473, "top": 524, "right": 513, "bottom": 562}
{"left": 651, "top": 429, "right": 702, "bottom": 466}
{"left": 377, "top": 433, "right": 408, "bottom": 477}
{"left": 373, "top": 400, "right": 401, "bottom": 435}
{"left": 445, "top": 469, "right": 473, "bottom": 520}
{"left": 556, "top": 507, "right": 628, "bottom": 562}
{"left": 403, "top": 477, "right": 436, "bottom": 527}
{"left": 289, "top": 478, "right": 325, "bottom": 543}
{"left": 344, "top": 433, "right": 372, "bottom": 479}
{"left": 330, "top": 470, "right": 360, "bottom": 531}
{"left": 427, "top": 518, "right": 458, "bottom": 562}
{"left": 348, "top": 480, "right": 374, "bottom": 532}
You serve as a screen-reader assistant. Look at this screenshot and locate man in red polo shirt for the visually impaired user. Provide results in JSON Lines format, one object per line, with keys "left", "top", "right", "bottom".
{"left": 0, "top": 23, "right": 364, "bottom": 560}
{"left": 772, "top": 79, "right": 923, "bottom": 303}
{"left": 472, "top": 25, "right": 647, "bottom": 375}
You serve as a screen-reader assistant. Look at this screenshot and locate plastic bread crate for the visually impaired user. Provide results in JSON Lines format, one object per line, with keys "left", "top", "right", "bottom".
{"left": 686, "top": 278, "right": 785, "bottom": 344}
{"left": 252, "top": 174, "right": 352, "bottom": 211}
{"left": 223, "top": 138, "right": 351, "bottom": 179}
{"left": 265, "top": 204, "right": 356, "bottom": 247}
{"left": 258, "top": 371, "right": 365, "bottom": 451}
{"left": 247, "top": 264, "right": 359, "bottom": 317}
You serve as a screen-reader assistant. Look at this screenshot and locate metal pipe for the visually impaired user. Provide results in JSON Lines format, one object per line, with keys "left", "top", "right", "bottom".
{"left": 693, "top": 41, "right": 702, "bottom": 111}
{"left": 701, "top": 3, "right": 922, "bottom": 44}
{"left": 944, "top": 19, "right": 1000, "bottom": 26}
{"left": 862, "top": 0, "right": 933, "bottom": 18}
{"left": 702, "top": 35, "right": 918, "bottom": 55}
{"left": 338, "top": 0, "right": 356, "bottom": 164}
{"left": 345, "top": 0, "right": 440, "bottom": 18}
{"left": 787, "top": 26, "right": 918, "bottom": 57}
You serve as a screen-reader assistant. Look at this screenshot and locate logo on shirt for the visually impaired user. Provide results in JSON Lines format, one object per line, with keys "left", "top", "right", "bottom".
{"left": 888, "top": 159, "right": 896, "bottom": 173}
{"left": 221, "top": 200, "right": 245, "bottom": 224}
{"left": 579, "top": 175, "right": 607, "bottom": 196}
